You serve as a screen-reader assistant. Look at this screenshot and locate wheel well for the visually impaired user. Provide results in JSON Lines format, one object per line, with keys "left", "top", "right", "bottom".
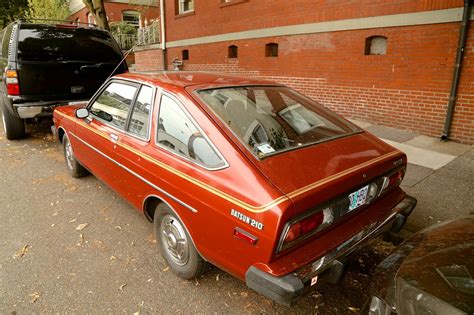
{"left": 143, "top": 196, "right": 163, "bottom": 222}
{"left": 57, "top": 127, "right": 65, "bottom": 143}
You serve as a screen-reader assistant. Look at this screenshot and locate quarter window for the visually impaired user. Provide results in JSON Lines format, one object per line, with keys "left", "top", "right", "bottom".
{"left": 90, "top": 82, "right": 137, "bottom": 130}
{"left": 157, "top": 95, "right": 225, "bottom": 169}
{"left": 128, "top": 85, "right": 153, "bottom": 138}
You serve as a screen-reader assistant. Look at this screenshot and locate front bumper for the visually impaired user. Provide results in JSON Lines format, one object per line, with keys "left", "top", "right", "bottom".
{"left": 245, "top": 196, "right": 417, "bottom": 306}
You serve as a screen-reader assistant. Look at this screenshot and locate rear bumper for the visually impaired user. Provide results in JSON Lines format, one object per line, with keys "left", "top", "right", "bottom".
{"left": 12, "top": 100, "right": 88, "bottom": 119}
{"left": 245, "top": 195, "right": 417, "bottom": 306}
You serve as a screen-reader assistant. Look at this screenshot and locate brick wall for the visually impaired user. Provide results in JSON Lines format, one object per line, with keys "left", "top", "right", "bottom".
{"left": 133, "top": 0, "right": 474, "bottom": 144}
{"left": 70, "top": 2, "right": 159, "bottom": 25}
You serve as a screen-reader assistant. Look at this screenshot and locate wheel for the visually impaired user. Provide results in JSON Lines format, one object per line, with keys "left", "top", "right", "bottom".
{"left": 154, "top": 203, "right": 207, "bottom": 279}
{"left": 62, "top": 133, "right": 88, "bottom": 178}
{"left": 0, "top": 101, "right": 26, "bottom": 140}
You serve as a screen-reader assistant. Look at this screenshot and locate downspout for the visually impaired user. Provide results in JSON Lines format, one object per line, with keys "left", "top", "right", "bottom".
{"left": 441, "top": 0, "right": 472, "bottom": 141}
{"left": 160, "top": 0, "right": 167, "bottom": 71}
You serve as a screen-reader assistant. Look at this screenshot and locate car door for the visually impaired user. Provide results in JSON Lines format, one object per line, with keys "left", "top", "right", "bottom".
{"left": 71, "top": 80, "right": 139, "bottom": 193}
{"left": 113, "top": 83, "right": 156, "bottom": 208}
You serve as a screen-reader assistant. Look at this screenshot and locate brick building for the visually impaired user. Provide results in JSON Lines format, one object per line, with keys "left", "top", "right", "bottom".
{"left": 69, "top": 0, "right": 159, "bottom": 27}
{"left": 134, "top": 0, "right": 474, "bottom": 144}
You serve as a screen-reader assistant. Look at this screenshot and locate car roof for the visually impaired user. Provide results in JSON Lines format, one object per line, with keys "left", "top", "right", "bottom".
{"left": 115, "top": 71, "right": 280, "bottom": 89}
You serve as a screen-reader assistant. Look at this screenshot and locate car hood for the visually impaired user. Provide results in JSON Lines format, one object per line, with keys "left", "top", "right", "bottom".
{"left": 375, "top": 216, "right": 474, "bottom": 314}
{"left": 253, "top": 131, "right": 405, "bottom": 215}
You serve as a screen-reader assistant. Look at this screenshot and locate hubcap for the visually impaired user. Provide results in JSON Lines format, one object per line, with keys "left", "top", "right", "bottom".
{"left": 160, "top": 214, "right": 189, "bottom": 266}
{"left": 65, "top": 139, "right": 74, "bottom": 170}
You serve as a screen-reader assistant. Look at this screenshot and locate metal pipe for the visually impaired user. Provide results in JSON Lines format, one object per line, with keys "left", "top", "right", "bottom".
{"left": 441, "top": 0, "right": 472, "bottom": 141}
{"left": 160, "top": 0, "right": 167, "bottom": 71}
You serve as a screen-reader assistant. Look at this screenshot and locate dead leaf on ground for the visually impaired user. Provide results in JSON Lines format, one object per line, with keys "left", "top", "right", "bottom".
{"left": 240, "top": 291, "right": 248, "bottom": 298}
{"left": 216, "top": 274, "right": 220, "bottom": 281}
{"left": 29, "top": 292, "right": 40, "bottom": 303}
{"left": 68, "top": 218, "right": 77, "bottom": 223}
{"left": 75, "top": 223, "right": 88, "bottom": 231}
{"left": 13, "top": 244, "right": 29, "bottom": 259}
{"left": 114, "top": 226, "right": 122, "bottom": 230}
{"left": 147, "top": 234, "right": 157, "bottom": 244}
{"left": 119, "top": 283, "right": 127, "bottom": 291}
{"left": 162, "top": 266, "right": 169, "bottom": 272}
{"left": 348, "top": 306, "right": 360, "bottom": 312}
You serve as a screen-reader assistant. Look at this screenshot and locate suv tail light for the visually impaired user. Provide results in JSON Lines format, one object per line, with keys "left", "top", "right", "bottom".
{"left": 279, "top": 207, "right": 334, "bottom": 251}
{"left": 6, "top": 70, "right": 20, "bottom": 96}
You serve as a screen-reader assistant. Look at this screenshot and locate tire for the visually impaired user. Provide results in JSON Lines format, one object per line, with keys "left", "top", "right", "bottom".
{"left": 154, "top": 203, "right": 207, "bottom": 279}
{"left": 1, "top": 101, "right": 26, "bottom": 140}
{"left": 62, "top": 133, "right": 88, "bottom": 178}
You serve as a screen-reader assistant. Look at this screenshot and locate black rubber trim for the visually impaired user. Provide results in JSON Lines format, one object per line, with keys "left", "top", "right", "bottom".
{"left": 245, "top": 266, "right": 304, "bottom": 306}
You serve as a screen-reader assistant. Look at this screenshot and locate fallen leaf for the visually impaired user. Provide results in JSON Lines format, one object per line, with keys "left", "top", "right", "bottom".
{"left": 110, "top": 256, "right": 117, "bottom": 260}
{"left": 240, "top": 291, "right": 248, "bottom": 298}
{"left": 14, "top": 244, "right": 29, "bottom": 259}
{"left": 29, "top": 292, "right": 40, "bottom": 303}
{"left": 348, "top": 307, "right": 360, "bottom": 312}
{"left": 68, "top": 218, "right": 77, "bottom": 223}
{"left": 119, "top": 283, "right": 127, "bottom": 291}
{"left": 162, "top": 266, "right": 169, "bottom": 272}
{"left": 75, "top": 223, "right": 88, "bottom": 231}
{"left": 216, "top": 274, "right": 220, "bottom": 281}
{"left": 114, "top": 226, "right": 122, "bottom": 230}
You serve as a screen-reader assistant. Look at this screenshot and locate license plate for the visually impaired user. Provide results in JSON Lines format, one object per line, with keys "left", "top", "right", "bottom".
{"left": 348, "top": 185, "right": 369, "bottom": 211}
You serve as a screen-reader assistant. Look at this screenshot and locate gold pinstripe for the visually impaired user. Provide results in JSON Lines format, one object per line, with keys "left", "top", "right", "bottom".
{"left": 55, "top": 110, "right": 401, "bottom": 213}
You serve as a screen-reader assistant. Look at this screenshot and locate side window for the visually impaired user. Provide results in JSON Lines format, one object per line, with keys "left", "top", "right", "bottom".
{"left": 90, "top": 82, "right": 137, "bottom": 130}
{"left": 157, "top": 95, "right": 225, "bottom": 169}
{"left": 128, "top": 85, "right": 153, "bottom": 139}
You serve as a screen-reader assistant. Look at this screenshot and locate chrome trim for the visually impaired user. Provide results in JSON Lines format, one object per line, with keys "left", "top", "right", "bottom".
{"left": 154, "top": 91, "right": 230, "bottom": 171}
{"left": 70, "top": 131, "right": 198, "bottom": 213}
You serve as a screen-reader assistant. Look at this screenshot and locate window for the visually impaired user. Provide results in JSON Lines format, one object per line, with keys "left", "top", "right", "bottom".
{"left": 87, "top": 12, "right": 95, "bottom": 26}
{"left": 365, "top": 36, "right": 387, "bottom": 55}
{"left": 157, "top": 95, "right": 225, "bottom": 169}
{"left": 228, "top": 45, "right": 238, "bottom": 58}
{"left": 128, "top": 85, "right": 153, "bottom": 139}
{"left": 182, "top": 49, "right": 189, "bottom": 60}
{"left": 122, "top": 10, "right": 140, "bottom": 27}
{"left": 177, "top": 0, "right": 194, "bottom": 14}
{"left": 197, "top": 86, "right": 359, "bottom": 158}
{"left": 90, "top": 82, "right": 138, "bottom": 130}
{"left": 265, "top": 43, "right": 278, "bottom": 57}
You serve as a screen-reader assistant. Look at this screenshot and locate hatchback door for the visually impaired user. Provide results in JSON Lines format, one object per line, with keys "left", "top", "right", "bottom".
{"left": 16, "top": 24, "right": 126, "bottom": 102}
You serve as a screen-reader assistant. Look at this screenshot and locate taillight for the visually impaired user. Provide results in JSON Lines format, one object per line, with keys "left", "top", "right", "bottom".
{"left": 280, "top": 207, "right": 334, "bottom": 251}
{"left": 382, "top": 168, "right": 405, "bottom": 191}
{"left": 6, "top": 70, "right": 20, "bottom": 96}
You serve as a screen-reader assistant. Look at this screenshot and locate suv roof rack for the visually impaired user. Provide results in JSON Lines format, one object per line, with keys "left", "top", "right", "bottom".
{"left": 17, "top": 18, "right": 100, "bottom": 29}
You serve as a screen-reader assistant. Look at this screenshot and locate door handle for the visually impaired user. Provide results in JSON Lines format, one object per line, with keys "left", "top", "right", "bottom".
{"left": 110, "top": 133, "right": 119, "bottom": 142}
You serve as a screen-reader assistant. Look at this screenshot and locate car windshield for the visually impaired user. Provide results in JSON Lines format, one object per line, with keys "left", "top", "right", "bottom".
{"left": 196, "top": 86, "right": 360, "bottom": 157}
{"left": 17, "top": 24, "right": 122, "bottom": 62}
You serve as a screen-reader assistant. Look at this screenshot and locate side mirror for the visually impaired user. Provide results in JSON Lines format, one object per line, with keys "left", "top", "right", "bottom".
{"left": 75, "top": 108, "right": 89, "bottom": 119}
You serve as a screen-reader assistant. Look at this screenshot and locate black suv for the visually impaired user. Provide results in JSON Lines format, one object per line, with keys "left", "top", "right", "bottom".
{"left": 0, "top": 20, "right": 127, "bottom": 140}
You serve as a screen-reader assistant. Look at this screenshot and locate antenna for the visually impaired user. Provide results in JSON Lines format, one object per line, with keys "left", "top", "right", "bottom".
{"left": 104, "top": 45, "right": 136, "bottom": 83}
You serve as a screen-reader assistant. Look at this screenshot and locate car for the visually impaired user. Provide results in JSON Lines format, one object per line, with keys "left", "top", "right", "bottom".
{"left": 0, "top": 20, "right": 127, "bottom": 140}
{"left": 52, "top": 71, "right": 417, "bottom": 306}
{"left": 366, "top": 216, "right": 474, "bottom": 315}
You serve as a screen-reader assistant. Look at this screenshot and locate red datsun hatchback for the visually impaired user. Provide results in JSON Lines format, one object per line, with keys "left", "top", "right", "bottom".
{"left": 52, "top": 72, "right": 416, "bottom": 305}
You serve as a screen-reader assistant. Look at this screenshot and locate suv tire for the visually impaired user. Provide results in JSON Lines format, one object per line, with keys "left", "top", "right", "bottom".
{"left": 1, "top": 101, "right": 26, "bottom": 140}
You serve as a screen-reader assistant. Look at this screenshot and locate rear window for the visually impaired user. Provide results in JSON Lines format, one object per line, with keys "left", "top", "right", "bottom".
{"left": 17, "top": 24, "right": 122, "bottom": 62}
{"left": 196, "top": 86, "right": 360, "bottom": 158}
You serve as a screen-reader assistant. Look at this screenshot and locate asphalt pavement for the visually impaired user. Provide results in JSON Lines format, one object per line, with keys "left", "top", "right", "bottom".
{"left": 1, "top": 119, "right": 472, "bottom": 313}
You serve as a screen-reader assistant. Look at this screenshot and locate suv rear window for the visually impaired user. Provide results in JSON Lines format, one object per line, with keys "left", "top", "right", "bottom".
{"left": 17, "top": 24, "right": 122, "bottom": 62}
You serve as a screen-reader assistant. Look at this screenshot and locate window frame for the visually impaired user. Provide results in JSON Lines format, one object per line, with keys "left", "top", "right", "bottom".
{"left": 176, "top": 0, "right": 195, "bottom": 15}
{"left": 86, "top": 78, "right": 156, "bottom": 142}
{"left": 122, "top": 10, "right": 141, "bottom": 27}
{"left": 154, "top": 91, "right": 229, "bottom": 171}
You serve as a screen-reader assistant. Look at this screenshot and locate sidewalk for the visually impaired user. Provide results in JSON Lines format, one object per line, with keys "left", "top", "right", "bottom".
{"left": 350, "top": 119, "right": 474, "bottom": 232}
